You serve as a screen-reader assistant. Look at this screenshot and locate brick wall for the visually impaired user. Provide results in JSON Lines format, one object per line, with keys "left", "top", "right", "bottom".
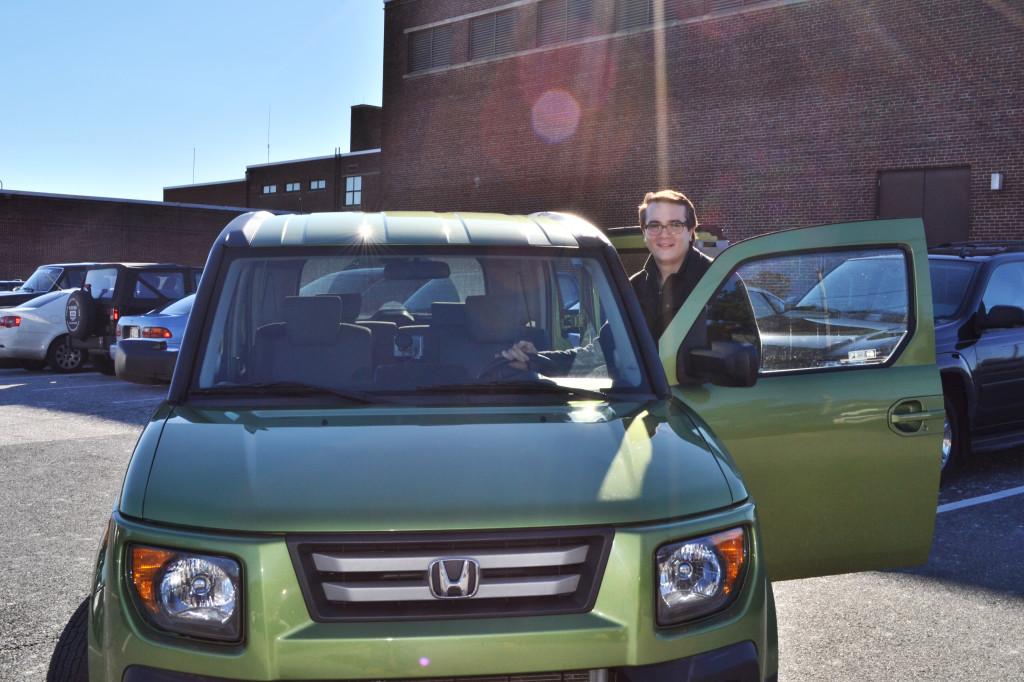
{"left": 380, "top": 0, "right": 1023, "bottom": 242}
{"left": 0, "top": 191, "right": 248, "bottom": 278}
{"left": 165, "top": 151, "right": 382, "bottom": 214}
{"left": 164, "top": 180, "right": 246, "bottom": 207}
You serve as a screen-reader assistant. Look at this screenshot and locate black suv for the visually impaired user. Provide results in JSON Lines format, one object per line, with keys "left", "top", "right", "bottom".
{"left": 0, "top": 263, "right": 95, "bottom": 308}
{"left": 930, "top": 242, "right": 1024, "bottom": 472}
{"left": 64, "top": 263, "right": 202, "bottom": 373}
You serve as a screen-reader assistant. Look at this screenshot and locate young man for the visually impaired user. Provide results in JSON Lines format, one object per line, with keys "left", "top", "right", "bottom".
{"left": 629, "top": 189, "right": 712, "bottom": 340}
{"left": 500, "top": 189, "right": 710, "bottom": 370}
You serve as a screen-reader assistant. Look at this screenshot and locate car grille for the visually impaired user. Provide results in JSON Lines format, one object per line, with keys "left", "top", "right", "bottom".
{"left": 288, "top": 529, "right": 612, "bottom": 621}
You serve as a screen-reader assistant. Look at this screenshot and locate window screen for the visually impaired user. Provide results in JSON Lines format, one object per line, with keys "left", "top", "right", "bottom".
{"left": 538, "top": 0, "right": 595, "bottom": 46}
{"left": 470, "top": 10, "right": 516, "bottom": 60}
{"left": 616, "top": 0, "right": 653, "bottom": 30}
{"left": 409, "top": 24, "right": 454, "bottom": 73}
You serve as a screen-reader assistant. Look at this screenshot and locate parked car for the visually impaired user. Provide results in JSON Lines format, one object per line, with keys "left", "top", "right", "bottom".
{"left": 0, "top": 263, "right": 93, "bottom": 308}
{"left": 111, "top": 294, "right": 195, "bottom": 383}
{"left": 925, "top": 242, "right": 1024, "bottom": 472}
{"left": 0, "top": 290, "right": 84, "bottom": 372}
{"left": 0, "top": 278, "right": 24, "bottom": 292}
{"left": 54, "top": 212, "right": 941, "bottom": 682}
{"left": 64, "top": 263, "right": 202, "bottom": 374}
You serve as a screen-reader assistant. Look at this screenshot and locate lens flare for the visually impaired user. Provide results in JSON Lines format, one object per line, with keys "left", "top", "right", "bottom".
{"left": 531, "top": 89, "right": 581, "bottom": 144}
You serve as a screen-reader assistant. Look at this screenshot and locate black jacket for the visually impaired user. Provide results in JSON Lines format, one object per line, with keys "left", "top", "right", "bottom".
{"left": 629, "top": 246, "right": 713, "bottom": 340}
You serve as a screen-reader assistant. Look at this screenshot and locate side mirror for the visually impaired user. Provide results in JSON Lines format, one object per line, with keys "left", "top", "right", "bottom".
{"left": 980, "top": 305, "right": 1024, "bottom": 330}
{"left": 679, "top": 340, "right": 759, "bottom": 388}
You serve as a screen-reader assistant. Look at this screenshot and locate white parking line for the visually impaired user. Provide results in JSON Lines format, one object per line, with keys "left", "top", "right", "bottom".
{"left": 937, "top": 485, "right": 1024, "bottom": 514}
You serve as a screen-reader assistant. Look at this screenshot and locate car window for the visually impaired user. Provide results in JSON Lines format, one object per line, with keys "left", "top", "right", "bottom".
{"left": 196, "top": 250, "right": 647, "bottom": 397}
{"left": 18, "top": 266, "right": 62, "bottom": 293}
{"left": 62, "top": 269, "right": 86, "bottom": 289}
{"left": 702, "top": 248, "right": 911, "bottom": 373}
{"left": 981, "top": 262, "right": 1024, "bottom": 312}
{"left": 84, "top": 268, "right": 118, "bottom": 300}
{"left": 928, "top": 259, "right": 978, "bottom": 321}
{"left": 135, "top": 271, "right": 186, "bottom": 300}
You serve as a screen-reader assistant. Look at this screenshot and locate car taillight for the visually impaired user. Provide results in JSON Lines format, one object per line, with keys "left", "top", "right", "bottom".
{"left": 142, "top": 327, "right": 172, "bottom": 339}
{"left": 0, "top": 316, "right": 21, "bottom": 328}
{"left": 110, "top": 307, "right": 120, "bottom": 322}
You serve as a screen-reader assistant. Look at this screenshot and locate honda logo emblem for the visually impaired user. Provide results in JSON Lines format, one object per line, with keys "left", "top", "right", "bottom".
{"left": 428, "top": 558, "right": 480, "bottom": 599}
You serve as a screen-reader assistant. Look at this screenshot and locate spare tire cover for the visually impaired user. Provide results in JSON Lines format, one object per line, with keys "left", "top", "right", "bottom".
{"left": 65, "top": 289, "right": 94, "bottom": 340}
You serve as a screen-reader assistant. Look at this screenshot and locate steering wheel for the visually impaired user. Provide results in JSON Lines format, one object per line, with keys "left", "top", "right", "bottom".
{"left": 475, "top": 353, "right": 557, "bottom": 382}
{"left": 476, "top": 355, "right": 538, "bottom": 382}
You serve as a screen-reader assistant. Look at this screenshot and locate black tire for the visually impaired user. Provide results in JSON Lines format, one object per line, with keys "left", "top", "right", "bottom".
{"left": 65, "top": 290, "right": 94, "bottom": 341}
{"left": 46, "top": 597, "right": 89, "bottom": 682}
{"left": 47, "top": 335, "right": 84, "bottom": 373}
{"left": 93, "top": 354, "right": 115, "bottom": 376}
{"left": 941, "top": 396, "right": 966, "bottom": 477}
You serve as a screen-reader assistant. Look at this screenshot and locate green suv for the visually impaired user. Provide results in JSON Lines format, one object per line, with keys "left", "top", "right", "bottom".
{"left": 51, "top": 212, "right": 942, "bottom": 682}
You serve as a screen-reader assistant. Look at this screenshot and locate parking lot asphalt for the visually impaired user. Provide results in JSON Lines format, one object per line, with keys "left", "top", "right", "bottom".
{"left": 0, "top": 368, "right": 1022, "bottom": 681}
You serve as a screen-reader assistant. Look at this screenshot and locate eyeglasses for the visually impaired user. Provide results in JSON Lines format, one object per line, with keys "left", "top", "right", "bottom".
{"left": 643, "top": 221, "right": 688, "bottom": 235}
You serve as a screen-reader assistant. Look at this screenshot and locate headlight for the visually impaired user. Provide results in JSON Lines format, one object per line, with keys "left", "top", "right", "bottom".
{"left": 655, "top": 527, "right": 747, "bottom": 626}
{"left": 128, "top": 544, "right": 242, "bottom": 643}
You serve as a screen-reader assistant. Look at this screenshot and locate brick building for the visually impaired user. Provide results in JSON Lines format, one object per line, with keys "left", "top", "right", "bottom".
{"left": 379, "top": 0, "right": 1023, "bottom": 243}
{"left": 165, "top": 105, "right": 382, "bottom": 213}
{"left": 0, "top": 191, "right": 249, "bottom": 278}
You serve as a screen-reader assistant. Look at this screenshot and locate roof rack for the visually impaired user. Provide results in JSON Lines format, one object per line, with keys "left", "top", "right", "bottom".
{"left": 929, "top": 241, "right": 1024, "bottom": 258}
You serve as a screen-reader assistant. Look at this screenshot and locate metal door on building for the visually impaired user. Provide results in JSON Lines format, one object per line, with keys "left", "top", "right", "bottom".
{"left": 878, "top": 167, "right": 970, "bottom": 245}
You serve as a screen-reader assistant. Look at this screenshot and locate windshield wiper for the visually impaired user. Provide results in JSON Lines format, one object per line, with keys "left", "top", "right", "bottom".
{"left": 191, "top": 382, "right": 378, "bottom": 404}
{"left": 412, "top": 381, "right": 611, "bottom": 401}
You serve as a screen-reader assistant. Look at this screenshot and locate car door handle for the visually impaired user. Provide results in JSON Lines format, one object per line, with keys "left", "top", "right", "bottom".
{"left": 889, "top": 409, "right": 945, "bottom": 425}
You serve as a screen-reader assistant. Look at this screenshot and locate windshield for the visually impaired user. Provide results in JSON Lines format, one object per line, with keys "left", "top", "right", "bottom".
{"left": 195, "top": 249, "right": 647, "bottom": 400}
{"left": 928, "top": 259, "right": 978, "bottom": 321}
{"left": 17, "top": 266, "right": 62, "bottom": 293}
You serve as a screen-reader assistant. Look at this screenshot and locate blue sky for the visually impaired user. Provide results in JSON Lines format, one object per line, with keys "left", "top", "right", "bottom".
{"left": 1, "top": 1, "right": 384, "bottom": 201}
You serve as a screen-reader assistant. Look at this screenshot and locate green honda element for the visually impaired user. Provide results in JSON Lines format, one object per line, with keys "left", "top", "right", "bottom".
{"left": 51, "top": 211, "right": 942, "bottom": 682}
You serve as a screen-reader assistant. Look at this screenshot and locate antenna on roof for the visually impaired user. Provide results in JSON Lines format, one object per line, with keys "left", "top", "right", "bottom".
{"left": 266, "top": 105, "right": 272, "bottom": 164}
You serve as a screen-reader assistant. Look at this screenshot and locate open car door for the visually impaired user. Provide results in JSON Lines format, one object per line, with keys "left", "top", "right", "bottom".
{"left": 659, "top": 219, "right": 942, "bottom": 581}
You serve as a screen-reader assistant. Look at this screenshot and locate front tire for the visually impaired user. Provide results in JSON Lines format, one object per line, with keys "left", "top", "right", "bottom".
{"left": 941, "top": 396, "right": 965, "bottom": 476}
{"left": 46, "top": 598, "right": 89, "bottom": 682}
{"left": 47, "top": 336, "right": 84, "bottom": 373}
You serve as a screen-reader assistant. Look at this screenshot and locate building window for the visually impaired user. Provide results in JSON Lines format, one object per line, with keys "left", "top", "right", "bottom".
{"left": 309, "top": 179, "right": 326, "bottom": 191}
{"left": 409, "top": 24, "right": 454, "bottom": 73}
{"left": 285, "top": 182, "right": 300, "bottom": 192}
{"left": 616, "top": 0, "right": 653, "bottom": 31}
{"left": 345, "top": 176, "right": 362, "bottom": 207}
{"left": 262, "top": 184, "right": 277, "bottom": 194}
{"left": 538, "top": 0, "right": 596, "bottom": 46}
{"left": 470, "top": 10, "right": 517, "bottom": 60}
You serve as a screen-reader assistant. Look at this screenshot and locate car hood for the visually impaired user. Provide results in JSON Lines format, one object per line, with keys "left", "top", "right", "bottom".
{"left": 137, "top": 400, "right": 738, "bottom": 533}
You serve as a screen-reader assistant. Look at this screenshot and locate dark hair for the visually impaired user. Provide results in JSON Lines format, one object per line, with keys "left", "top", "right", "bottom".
{"left": 638, "top": 189, "right": 698, "bottom": 230}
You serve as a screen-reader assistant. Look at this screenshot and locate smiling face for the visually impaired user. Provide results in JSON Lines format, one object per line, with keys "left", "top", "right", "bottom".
{"left": 643, "top": 201, "right": 693, "bottom": 272}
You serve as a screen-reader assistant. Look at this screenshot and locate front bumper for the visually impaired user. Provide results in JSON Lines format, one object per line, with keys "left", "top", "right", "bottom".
{"left": 121, "top": 642, "right": 763, "bottom": 682}
{"left": 111, "top": 340, "right": 177, "bottom": 383}
{"left": 90, "top": 507, "right": 774, "bottom": 681}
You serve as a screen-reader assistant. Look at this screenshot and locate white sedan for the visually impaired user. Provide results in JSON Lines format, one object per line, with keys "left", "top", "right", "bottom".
{"left": 0, "top": 290, "right": 84, "bottom": 372}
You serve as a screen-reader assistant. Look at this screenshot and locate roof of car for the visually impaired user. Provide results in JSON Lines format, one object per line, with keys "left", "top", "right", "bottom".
{"left": 928, "top": 242, "right": 1024, "bottom": 259}
{"left": 40, "top": 262, "right": 201, "bottom": 269}
{"left": 224, "top": 211, "right": 608, "bottom": 249}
